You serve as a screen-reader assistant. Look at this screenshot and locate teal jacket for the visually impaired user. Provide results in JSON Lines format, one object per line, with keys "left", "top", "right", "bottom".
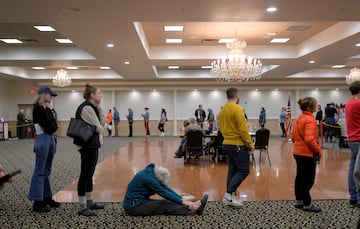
{"left": 123, "top": 163, "right": 182, "bottom": 210}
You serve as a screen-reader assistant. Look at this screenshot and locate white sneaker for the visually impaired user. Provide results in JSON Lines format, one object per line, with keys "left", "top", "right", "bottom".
{"left": 222, "top": 192, "right": 243, "bottom": 208}
{"left": 160, "top": 132, "right": 164, "bottom": 137}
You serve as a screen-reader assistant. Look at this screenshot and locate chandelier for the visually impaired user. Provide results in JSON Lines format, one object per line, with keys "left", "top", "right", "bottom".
{"left": 52, "top": 69, "right": 71, "bottom": 87}
{"left": 210, "top": 39, "right": 262, "bottom": 82}
{"left": 345, "top": 67, "right": 360, "bottom": 84}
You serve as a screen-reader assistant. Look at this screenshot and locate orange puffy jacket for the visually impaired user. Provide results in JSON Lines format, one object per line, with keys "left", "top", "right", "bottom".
{"left": 291, "top": 111, "right": 321, "bottom": 158}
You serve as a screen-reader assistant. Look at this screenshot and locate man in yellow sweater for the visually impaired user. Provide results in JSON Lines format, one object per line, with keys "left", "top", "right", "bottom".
{"left": 218, "top": 87, "right": 254, "bottom": 208}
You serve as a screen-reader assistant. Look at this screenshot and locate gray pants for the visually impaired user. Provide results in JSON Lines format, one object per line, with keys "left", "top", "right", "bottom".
{"left": 125, "top": 199, "right": 192, "bottom": 216}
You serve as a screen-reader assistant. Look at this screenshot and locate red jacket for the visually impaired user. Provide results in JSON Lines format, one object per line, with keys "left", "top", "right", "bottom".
{"left": 291, "top": 111, "right": 321, "bottom": 158}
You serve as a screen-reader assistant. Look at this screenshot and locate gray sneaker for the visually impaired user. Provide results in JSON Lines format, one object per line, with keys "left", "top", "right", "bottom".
{"left": 78, "top": 208, "right": 97, "bottom": 216}
{"left": 222, "top": 193, "right": 243, "bottom": 208}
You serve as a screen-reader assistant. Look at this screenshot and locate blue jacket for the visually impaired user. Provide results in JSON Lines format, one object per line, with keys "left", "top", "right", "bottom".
{"left": 123, "top": 163, "right": 182, "bottom": 210}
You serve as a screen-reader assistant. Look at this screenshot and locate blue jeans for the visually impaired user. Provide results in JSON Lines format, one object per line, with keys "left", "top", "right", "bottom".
{"left": 28, "top": 134, "right": 56, "bottom": 201}
{"left": 222, "top": 144, "right": 250, "bottom": 193}
{"left": 348, "top": 141, "right": 360, "bottom": 202}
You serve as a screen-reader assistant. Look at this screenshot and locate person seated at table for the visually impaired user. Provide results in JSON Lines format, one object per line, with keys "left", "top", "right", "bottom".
{"left": 123, "top": 163, "right": 208, "bottom": 216}
{"left": 175, "top": 118, "right": 204, "bottom": 158}
{"left": 174, "top": 120, "right": 191, "bottom": 158}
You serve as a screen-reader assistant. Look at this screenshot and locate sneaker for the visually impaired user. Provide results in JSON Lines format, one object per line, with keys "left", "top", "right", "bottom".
{"left": 44, "top": 197, "right": 61, "bottom": 208}
{"left": 88, "top": 202, "right": 104, "bottom": 210}
{"left": 78, "top": 208, "right": 97, "bottom": 216}
{"left": 303, "top": 205, "right": 321, "bottom": 213}
{"left": 33, "top": 201, "right": 51, "bottom": 213}
{"left": 294, "top": 204, "right": 303, "bottom": 209}
{"left": 222, "top": 193, "right": 243, "bottom": 208}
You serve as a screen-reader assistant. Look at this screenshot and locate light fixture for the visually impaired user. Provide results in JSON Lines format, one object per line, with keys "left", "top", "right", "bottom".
{"left": 346, "top": 67, "right": 360, "bottom": 84}
{"left": 210, "top": 36, "right": 262, "bottom": 82}
{"left": 55, "top": 38, "right": 73, "bottom": 44}
{"left": 52, "top": 69, "right": 71, "bottom": 87}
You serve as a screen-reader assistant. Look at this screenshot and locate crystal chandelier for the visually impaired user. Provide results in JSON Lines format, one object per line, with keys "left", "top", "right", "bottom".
{"left": 52, "top": 69, "right": 71, "bottom": 87}
{"left": 345, "top": 67, "right": 360, "bottom": 84}
{"left": 210, "top": 39, "right": 262, "bottom": 82}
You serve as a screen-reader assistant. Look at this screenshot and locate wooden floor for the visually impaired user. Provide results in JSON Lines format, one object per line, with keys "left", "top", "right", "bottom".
{"left": 54, "top": 137, "right": 350, "bottom": 202}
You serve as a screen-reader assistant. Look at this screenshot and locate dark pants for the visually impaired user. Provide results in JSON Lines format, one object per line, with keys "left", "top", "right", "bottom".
{"left": 125, "top": 199, "right": 192, "bottom": 216}
{"left": 223, "top": 144, "right": 250, "bottom": 193}
{"left": 158, "top": 123, "right": 165, "bottom": 132}
{"left": 280, "top": 122, "right": 285, "bottom": 137}
{"left": 128, "top": 122, "right": 133, "bottom": 137}
{"left": 78, "top": 147, "right": 99, "bottom": 196}
{"left": 294, "top": 155, "right": 316, "bottom": 206}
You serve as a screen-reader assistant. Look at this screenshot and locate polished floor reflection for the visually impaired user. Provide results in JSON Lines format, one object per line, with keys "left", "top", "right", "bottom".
{"left": 54, "top": 138, "right": 350, "bottom": 202}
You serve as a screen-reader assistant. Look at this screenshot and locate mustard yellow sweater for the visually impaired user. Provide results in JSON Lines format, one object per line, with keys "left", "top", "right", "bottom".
{"left": 219, "top": 102, "right": 253, "bottom": 148}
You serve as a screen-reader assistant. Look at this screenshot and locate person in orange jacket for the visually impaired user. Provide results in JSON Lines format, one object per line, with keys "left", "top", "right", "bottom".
{"left": 106, "top": 109, "right": 113, "bottom": 137}
{"left": 291, "top": 96, "right": 322, "bottom": 213}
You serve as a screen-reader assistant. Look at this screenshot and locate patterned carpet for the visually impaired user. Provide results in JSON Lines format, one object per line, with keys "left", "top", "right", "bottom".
{"left": 0, "top": 137, "right": 359, "bottom": 228}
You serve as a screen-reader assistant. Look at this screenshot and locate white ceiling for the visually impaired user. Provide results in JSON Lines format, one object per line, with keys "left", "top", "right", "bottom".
{"left": 0, "top": 0, "right": 359, "bottom": 89}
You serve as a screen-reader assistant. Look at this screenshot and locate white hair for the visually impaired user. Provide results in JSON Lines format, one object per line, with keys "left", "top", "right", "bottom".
{"left": 154, "top": 166, "right": 170, "bottom": 185}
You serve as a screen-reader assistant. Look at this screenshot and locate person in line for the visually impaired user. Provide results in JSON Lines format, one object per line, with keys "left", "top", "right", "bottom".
{"left": 0, "top": 164, "right": 13, "bottom": 190}
{"left": 126, "top": 108, "right": 134, "bottom": 137}
{"left": 74, "top": 84, "right": 106, "bottom": 217}
{"left": 174, "top": 119, "right": 191, "bottom": 158}
{"left": 207, "top": 108, "right": 215, "bottom": 133}
{"left": 259, "top": 107, "right": 266, "bottom": 128}
{"left": 291, "top": 97, "right": 322, "bottom": 213}
{"left": 324, "top": 102, "right": 338, "bottom": 142}
{"left": 106, "top": 109, "right": 113, "bottom": 137}
{"left": 141, "top": 107, "right": 150, "bottom": 136}
{"left": 28, "top": 87, "right": 60, "bottom": 212}
{"left": 315, "top": 105, "right": 323, "bottom": 135}
{"left": 279, "top": 107, "right": 286, "bottom": 137}
{"left": 17, "top": 109, "right": 26, "bottom": 139}
{"left": 345, "top": 81, "right": 360, "bottom": 207}
{"left": 194, "top": 104, "right": 206, "bottom": 129}
{"left": 123, "top": 163, "right": 208, "bottom": 216}
{"left": 113, "top": 107, "right": 120, "bottom": 137}
{"left": 218, "top": 87, "right": 254, "bottom": 208}
{"left": 158, "top": 108, "right": 167, "bottom": 137}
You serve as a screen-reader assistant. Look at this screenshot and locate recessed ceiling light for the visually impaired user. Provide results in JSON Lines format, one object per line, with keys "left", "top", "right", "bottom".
{"left": 166, "top": 39, "right": 182, "bottom": 44}
{"left": 270, "top": 38, "right": 290, "bottom": 43}
{"left": 275, "top": 88, "right": 279, "bottom": 91}
{"left": 266, "top": 7, "right": 277, "bottom": 12}
{"left": 219, "top": 38, "right": 235, "bottom": 43}
{"left": 100, "top": 66, "right": 110, "bottom": 70}
{"left": 124, "top": 61, "right": 130, "bottom": 65}
{"left": 168, "top": 66, "right": 179, "bottom": 69}
{"left": 315, "top": 88, "right": 319, "bottom": 91}
{"left": 107, "top": 43, "right": 114, "bottom": 48}
{"left": 336, "top": 88, "right": 339, "bottom": 91}
{"left": 309, "top": 60, "right": 315, "bottom": 64}
{"left": 55, "top": 38, "right": 73, "bottom": 44}
{"left": 201, "top": 66, "right": 212, "bottom": 69}
{"left": 32, "top": 67, "right": 45, "bottom": 70}
{"left": 255, "top": 88, "right": 259, "bottom": 91}
{"left": 164, "top": 26, "right": 184, "bottom": 32}
{"left": 356, "top": 43, "right": 360, "bottom": 47}
{"left": 332, "top": 65, "right": 346, "bottom": 68}
{"left": 0, "top": 39, "right": 22, "bottom": 44}
{"left": 66, "top": 66, "right": 78, "bottom": 70}
{"left": 33, "top": 25, "right": 55, "bottom": 32}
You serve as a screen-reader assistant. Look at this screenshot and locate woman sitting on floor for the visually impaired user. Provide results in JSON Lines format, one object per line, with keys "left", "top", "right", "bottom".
{"left": 123, "top": 163, "right": 208, "bottom": 216}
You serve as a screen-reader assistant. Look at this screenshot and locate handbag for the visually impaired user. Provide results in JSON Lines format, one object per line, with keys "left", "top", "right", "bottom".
{"left": 66, "top": 118, "right": 96, "bottom": 142}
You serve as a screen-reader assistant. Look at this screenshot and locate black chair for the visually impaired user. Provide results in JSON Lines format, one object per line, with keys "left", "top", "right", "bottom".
{"left": 184, "top": 129, "right": 204, "bottom": 164}
{"left": 253, "top": 128, "right": 271, "bottom": 166}
{"left": 213, "top": 131, "right": 225, "bottom": 163}
{"left": 332, "top": 124, "right": 347, "bottom": 149}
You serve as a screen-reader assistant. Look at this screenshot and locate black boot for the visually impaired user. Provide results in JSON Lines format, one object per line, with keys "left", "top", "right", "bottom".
{"left": 33, "top": 201, "right": 50, "bottom": 212}
{"left": 44, "top": 197, "right": 61, "bottom": 208}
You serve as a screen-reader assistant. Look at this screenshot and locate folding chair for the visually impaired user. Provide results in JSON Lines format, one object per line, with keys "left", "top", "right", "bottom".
{"left": 184, "top": 129, "right": 204, "bottom": 164}
{"left": 254, "top": 128, "right": 271, "bottom": 166}
{"left": 332, "top": 124, "right": 343, "bottom": 149}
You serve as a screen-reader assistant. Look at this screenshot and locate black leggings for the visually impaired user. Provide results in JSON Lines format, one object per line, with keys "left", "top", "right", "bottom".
{"left": 294, "top": 155, "right": 316, "bottom": 206}
{"left": 158, "top": 123, "right": 165, "bottom": 132}
{"left": 125, "top": 199, "right": 192, "bottom": 216}
{"left": 78, "top": 147, "right": 99, "bottom": 196}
